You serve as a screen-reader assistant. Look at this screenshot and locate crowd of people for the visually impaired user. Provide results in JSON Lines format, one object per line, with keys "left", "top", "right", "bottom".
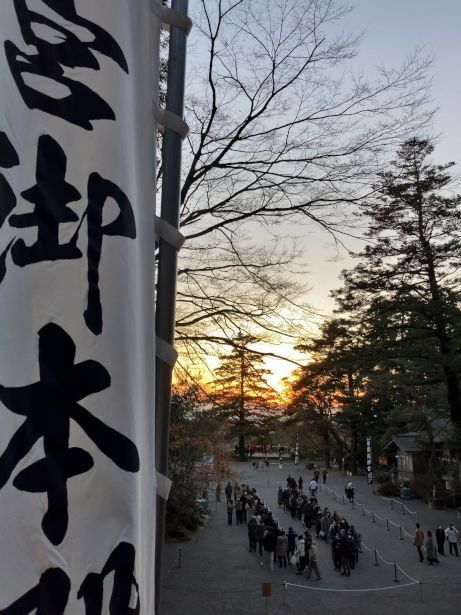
{"left": 413, "top": 522, "right": 459, "bottom": 564}
{"left": 217, "top": 474, "right": 363, "bottom": 580}
{"left": 216, "top": 467, "right": 461, "bottom": 588}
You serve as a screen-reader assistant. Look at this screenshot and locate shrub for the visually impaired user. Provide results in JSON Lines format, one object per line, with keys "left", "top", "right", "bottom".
{"left": 408, "top": 475, "right": 432, "bottom": 501}
{"left": 377, "top": 481, "right": 401, "bottom": 497}
{"left": 374, "top": 470, "right": 392, "bottom": 483}
{"left": 165, "top": 472, "right": 204, "bottom": 540}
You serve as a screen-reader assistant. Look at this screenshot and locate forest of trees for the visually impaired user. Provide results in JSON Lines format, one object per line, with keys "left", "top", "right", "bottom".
{"left": 289, "top": 138, "right": 461, "bottom": 498}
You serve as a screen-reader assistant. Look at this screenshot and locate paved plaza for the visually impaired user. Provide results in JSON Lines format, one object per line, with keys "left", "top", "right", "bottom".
{"left": 161, "top": 462, "right": 461, "bottom": 614}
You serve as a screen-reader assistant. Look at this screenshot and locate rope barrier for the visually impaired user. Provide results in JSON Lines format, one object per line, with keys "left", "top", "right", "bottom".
{"left": 283, "top": 581, "right": 419, "bottom": 593}
{"left": 319, "top": 483, "right": 420, "bottom": 545}
{"left": 401, "top": 527, "right": 415, "bottom": 539}
{"left": 381, "top": 497, "right": 417, "bottom": 517}
{"left": 375, "top": 549, "right": 395, "bottom": 566}
{"left": 276, "top": 485, "right": 423, "bottom": 600}
{"left": 396, "top": 563, "right": 420, "bottom": 585}
{"left": 373, "top": 512, "right": 387, "bottom": 522}
{"left": 360, "top": 540, "right": 421, "bottom": 585}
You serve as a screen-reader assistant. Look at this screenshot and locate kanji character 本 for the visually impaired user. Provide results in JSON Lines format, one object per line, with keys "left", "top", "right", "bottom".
{"left": 1, "top": 568, "right": 70, "bottom": 614}
{"left": 0, "top": 131, "right": 19, "bottom": 282}
{"left": 5, "top": 0, "right": 128, "bottom": 130}
{"left": 77, "top": 543, "right": 140, "bottom": 614}
{"left": 9, "top": 134, "right": 82, "bottom": 265}
{"left": 0, "top": 323, "right": 140, "bottom": 545}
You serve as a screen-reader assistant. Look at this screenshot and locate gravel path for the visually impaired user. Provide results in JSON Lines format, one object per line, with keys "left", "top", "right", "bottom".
{"left": 161, "top": 461, "right": 461, "bottom": 614}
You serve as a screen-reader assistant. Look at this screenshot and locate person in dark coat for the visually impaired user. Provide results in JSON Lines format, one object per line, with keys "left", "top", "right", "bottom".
{"left": 241, "top": 494, "right": 248, "bottom": 523}
{"left": 298, "top": 476, "right": 304, "bottom": 492}
{"left": 277, "top": 486, "right": 283, "bottom": 507}
{"left": 235, "top": 498, "right": 242, "bottom": 525}
{"left": 263, "top": 527, "right": 277, "bottom": 571}
{"left": 287, "top": 527, "right": 297, "bottom": 560}
{"left": 340, "top": 530, "right": 351, "bottom": 576}
{"left": 224, "top": 481, "right": 233, "bottom": 502}
{"left": 303, "top": 501, "right": 314, "bottom": 529}
{"left": 227, "top": 499, "right": 234, "bottom": 525}
{"left": 331, "top": 533, "right": 341, "bottom": 571}
{"left": 289, "top": 495, "right": 297, "bottom": 520}
{"left": 255, "top": 520, "right": 266, "bottom": 557}
{"left": 426, "top": 531, "right": 439, "bottom": 565}
{"left": 248, "top": 515, "right": 258, "bottom": 552}
{"left": 313, "top": 515, "right": 321, "bottom": 539}
{"left": 436, "top": 525, "right": 445, "bottom": 556}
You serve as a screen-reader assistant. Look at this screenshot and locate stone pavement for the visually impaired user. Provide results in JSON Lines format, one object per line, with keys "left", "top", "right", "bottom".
{"left": 161, "top": 462, "right": 461, "bottom": 614}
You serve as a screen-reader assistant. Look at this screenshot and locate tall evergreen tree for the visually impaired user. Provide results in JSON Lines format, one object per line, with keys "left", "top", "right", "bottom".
{"left": 336, "top": 139, "right": 461, "bottom": 429}
{"left": 293, "top": 318, "right": 377, "bottom": 472}
{"left": 211, "top": 334, "right": 279, "bottom": 460}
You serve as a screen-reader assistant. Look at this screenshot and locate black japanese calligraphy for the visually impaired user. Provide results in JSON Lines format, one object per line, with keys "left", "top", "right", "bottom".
{"left": 9, "top": 135, "right": 82, "bottom": 265}
{"left": 0, "top": 544, "right": 139, "bottom": 614}
{"left": 0, "top": 132, "right": 19, "bottom": 282}
{"left": 1, "top": 133, "right": 136, "bottom": 334}
{"left": 5, "top": 0, "right": 128, "bottom": 130}
{"left": 0, "top": 324, "right": 140, "bottom": 545}
{"left": 83, "top": 173, "right": 137, "bottom": 335}
{"left": 1, "top": 568, "right": 70, "bottom": 614}
{"left": 77, "top": 543, "right": 140, "bottom": 614}
{"left": 0, "top": 132, "right": 19, "bottom": 226}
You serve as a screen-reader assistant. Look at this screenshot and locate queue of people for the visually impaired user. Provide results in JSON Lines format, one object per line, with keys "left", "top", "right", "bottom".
{"left": 279, "top": 475, "right": 362, "bottom": 578}
{"left": 221, "top": 475, "right": 365, "bottom": 583}
{"left": 222, "top": 471, "right": 460, "bottom": 587}
{"left": 413, "top": 522, "right": 459, "bottom": 563}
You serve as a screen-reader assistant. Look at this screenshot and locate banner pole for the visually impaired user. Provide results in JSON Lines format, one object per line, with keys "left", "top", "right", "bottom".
{"left": 155, "top": 1, "right": 190, "bottom": 614}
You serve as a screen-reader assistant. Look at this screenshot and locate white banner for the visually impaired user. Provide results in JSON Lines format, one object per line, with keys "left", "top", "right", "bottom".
{"left": 0, "top": 1, "right": 158, "bottom": 612}
{"left": 366, "top": 436, "right": 373, "bottom": 485}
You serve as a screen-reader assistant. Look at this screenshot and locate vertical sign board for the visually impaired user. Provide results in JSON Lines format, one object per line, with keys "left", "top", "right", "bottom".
{"left": 366, "top": 436, "right": 373, "bottom": 485}
{"left": 0, "top": 2, "right": 158, "bottom": 612}
{"left": 294, "top": 431, "right": 299, "bottom": 465}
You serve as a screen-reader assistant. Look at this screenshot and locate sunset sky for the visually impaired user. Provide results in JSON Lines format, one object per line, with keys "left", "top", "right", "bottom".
{"left": 180, "top": 0, "right": 461, "bottom": 393}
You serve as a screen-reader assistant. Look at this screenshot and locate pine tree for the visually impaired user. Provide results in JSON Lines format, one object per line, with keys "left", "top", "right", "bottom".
{"left": 336, "top": 139, "right": 461, "bottom": 428}
{"left": 293, "top": 318, "right": 376, "bottom": 472}
{"left": 211, "top": 334, "right": 278, "bottom": 460}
